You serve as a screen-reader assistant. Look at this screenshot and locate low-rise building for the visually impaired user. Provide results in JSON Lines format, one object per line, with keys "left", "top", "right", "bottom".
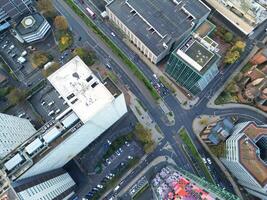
{"left": 251, "top": 48, "right": 267, "bottom": 65}
{"left": 14, "top": 13, "right": 51, "bottom": 43}
{"left": 166, "top": 24, "right": 220, "bottom": 95}
{"left": 221, "top": 121, "right": 267, "bottom": 199}
{"left": 204, "top": 0, "right": 267, "bottom": 35}
{"left": 106, "top": 0, "right": 210, "bottom": 64}
{"left": 201, "top": 117, "right": 235, "bottom": 145}
{"left": 151, "top": 166, "right": 238, "bottom": 200}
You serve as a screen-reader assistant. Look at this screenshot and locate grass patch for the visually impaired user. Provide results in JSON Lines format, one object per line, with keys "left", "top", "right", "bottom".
{"left": 132, "top": 184, "right": 149, "bottom": 199}
{"left": 137, "top": 99, "right": 147, "bottom": 111}
{"left": 159, "top": 76, "right": 175, "bottom": 93}
{"left": 135, "top": 106, "right": 142, "bottom": 116}
{"left": 0, "top": 87, "right": 11, "bottom": 97}
{"left": 65, "top": 0, "right": 160, "bottom": 100}
{"left": 27, "top": 80, "right": 46, "bottom": 96}
{"left": 0, "top": 56, "right": 18, "bottom": 81}
{"left": 55, "top": 30, "right": 73, "bottom": 52}
{"left": 179, "top": 128, "right": 214, "bottom": 183}
{"left": 103, "top": 133, "right": 133, "bottom": 160}
{"left": 107, "top": 71, "right": 117, "bottom": 82}
{"left": 214, "top": 91, "right": 238, "bottom": 105}
{"left": 241, "top": 62, "right": 253, "bottom": 73}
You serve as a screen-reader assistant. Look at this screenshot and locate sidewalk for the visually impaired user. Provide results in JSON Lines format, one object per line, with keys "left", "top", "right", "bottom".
{"left": 128, "top": 91, "right": 163, "bottom": 143}
{"left": 123, "top": 39, "right": 198, "bottom": 110}
{"left": 117, "top": 156, "right": 176, "bottom": 196}
{"left": 192, "top": 115, "right": 244, "bottom": 200}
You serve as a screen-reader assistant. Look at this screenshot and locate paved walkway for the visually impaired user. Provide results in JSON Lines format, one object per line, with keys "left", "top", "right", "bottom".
{"left": 128, "top": 91, "right": 163, "bottom": 143}
{"left": 192, "top": 116, "right": 244, "bottom": 200}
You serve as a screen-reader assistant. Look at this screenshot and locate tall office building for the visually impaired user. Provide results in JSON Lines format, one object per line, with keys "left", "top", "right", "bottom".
{"left": 166, "top": 23, "right": 220, "bottom": 95}
{"left": 221, "top": 122, "right": 267, "bottom": 199}
{"left": 0, "top": 56, "right": 127, "bottom": 181}
{"left": 0, "top": 113, "right": 36, "bottom": 159}
{"left": 13, "top": 168, "right": 76, "bottom": 200}
{"left": 0, "top": 0, "right": 32, "bottom": 31}
{"left": 106, "top": 0, "right": 210, "bottom": 64}
{"left": 151, "top": 166, "right": 239, "bottom": 200}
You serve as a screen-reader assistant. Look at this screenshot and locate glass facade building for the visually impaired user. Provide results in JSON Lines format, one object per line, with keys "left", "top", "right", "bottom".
{"left": 166, "top": 37, "right": 220, "bottom": 95}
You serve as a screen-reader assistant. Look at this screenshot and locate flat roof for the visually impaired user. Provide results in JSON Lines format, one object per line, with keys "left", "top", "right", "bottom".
{"left": 16, "top": 13, "right": 45, "bottom": 35}
{"left": 48, "top": 56, "right": 115, "bottom": 123}
{"left": 239, "top": 122, "right": 267, "bottom": 187}
{"left": 107, "top": 0, "right": 210, "bottom": 56}
{"left": 177, "top": 37, "right": 218, "bottom": 73}
{"left": 204, "top": 0, "right": 267, "bottom": 34}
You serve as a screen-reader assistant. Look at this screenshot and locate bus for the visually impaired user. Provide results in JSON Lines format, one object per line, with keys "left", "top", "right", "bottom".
{"left": 86, "top": 7, "right": 96, "bottom": 19}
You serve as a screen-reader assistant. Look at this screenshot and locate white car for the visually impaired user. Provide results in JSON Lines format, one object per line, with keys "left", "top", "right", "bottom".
{"left": 202, "top": 158, "right": 207, "bottom": 164}
{"left": 111, "top": 32, "right": 116, "bottom": 37}
{"left": 207, "top": 158, "right": 212, "bottom": 165}
{"left": 97, "top": 184, "right": 103, "bottom": 189}
{"left": 114, "top": 185, "right": 120, "bottom": 192}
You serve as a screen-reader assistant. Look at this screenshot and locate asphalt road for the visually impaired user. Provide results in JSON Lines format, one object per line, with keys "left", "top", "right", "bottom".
{"left": 53, "top": 0, "right": 267, "bottom": 198}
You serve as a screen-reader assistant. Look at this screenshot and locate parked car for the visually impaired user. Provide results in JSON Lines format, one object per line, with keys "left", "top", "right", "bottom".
{"left": 97, "top": 184, "right": 103, "bottom": 189}
{"left": 202, "top": 158, "right": 207, "bottom": 164}
{"left": 207, "top": 158, "right": 212, "bottom": 165}
{"left": 125, "top": 141, "right": 130, "bottom": 147}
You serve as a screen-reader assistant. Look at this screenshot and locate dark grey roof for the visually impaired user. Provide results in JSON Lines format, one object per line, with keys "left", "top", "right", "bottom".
{"left": 15, "top": 13, "right": 45, "bottom": 35}
{"left": 107, "top": 0, "right": 210, "bottom": 56}
{"left": 12, "top": 168, "right": 66, "bottom": 192}
{"left": 0, "top": 0, "right": 32, "bottom": 21}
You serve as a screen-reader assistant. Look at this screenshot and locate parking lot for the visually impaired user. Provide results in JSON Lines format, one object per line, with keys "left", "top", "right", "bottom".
{"left": 29, "top": 83, "right": 69, "bottom": 122}
{"left": 82, "top": 140, "right": 143, "bottom": 200}
{"left": 0, "top": 32, "right": 44, "bottom": 87}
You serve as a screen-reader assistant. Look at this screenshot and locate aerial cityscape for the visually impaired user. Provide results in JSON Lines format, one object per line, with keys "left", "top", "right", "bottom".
{"left": 0, "top": 0, "right": 266, "bottom": 200}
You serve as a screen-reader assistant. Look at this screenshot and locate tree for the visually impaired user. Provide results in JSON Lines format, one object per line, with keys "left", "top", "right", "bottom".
{"left": 144, "top": 142, "right": 155, "bottom": 153}
{"left": 42, "top": 62, "right": 60, "bottom": 77}
{"left": 224, "top": 50, "right": 240, "bottom": 64}
{"left": 232, "top": 41, "right": 246, "bottom": 53}
{"left": 7, "top": 88, "right": 26, "bottom": 105}
{"left": 37, "top": 0, "right": 54, "bottom": 14}
{"left": 73, "top": 47, "right": 95, "bottom": 66}
{"left": 224, "top": 32, "right": 233, "bottom": 43}
{"left": 58, "top": 32, "right": 73, "bottom": 52}
{"left": 54, "top": 16, "right": 68, "bottom": 31}
{"left": 199, "top": 117, "right": 209, "bottom": 126}
{"left": 226, "top": 81, "right": 238, "bottom": 94}
{"left": 31, "top": 51, "right": 51, "bottom": 68}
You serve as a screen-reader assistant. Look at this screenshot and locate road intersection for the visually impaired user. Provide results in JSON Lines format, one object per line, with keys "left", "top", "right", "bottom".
{"left": 53, "top": 0, "right": 266, "bottom": 198}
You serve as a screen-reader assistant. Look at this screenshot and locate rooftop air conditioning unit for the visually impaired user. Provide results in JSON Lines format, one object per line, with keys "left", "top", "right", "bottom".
{"left": 163, "top": 42, "right": 168, "bottom": 49}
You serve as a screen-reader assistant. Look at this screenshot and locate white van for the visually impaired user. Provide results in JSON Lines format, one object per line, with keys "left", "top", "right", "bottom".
{"left": 48, "top": 101, "right": 54, "bottom": 106}
{"left": 21, "top": 50, "right": 27, "bottom": 57}
{"left": 17, "top": 56, "right": 26, "bottom": 64}
{"left": 114, "top": 185, "right": 120, "bottom": 192}
{"left": 48, "top": 111, "right": 54, "bottom": 116}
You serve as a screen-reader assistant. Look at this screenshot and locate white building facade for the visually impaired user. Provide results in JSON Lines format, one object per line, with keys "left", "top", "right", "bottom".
{"left": 221, "top": 122, "right": 267, "bottom": 200}
{"left": 0, "top": 113, "right": 36, "bottom": 158}
{"left": 2, "top": 56, "right": 128, "bottom": 180}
